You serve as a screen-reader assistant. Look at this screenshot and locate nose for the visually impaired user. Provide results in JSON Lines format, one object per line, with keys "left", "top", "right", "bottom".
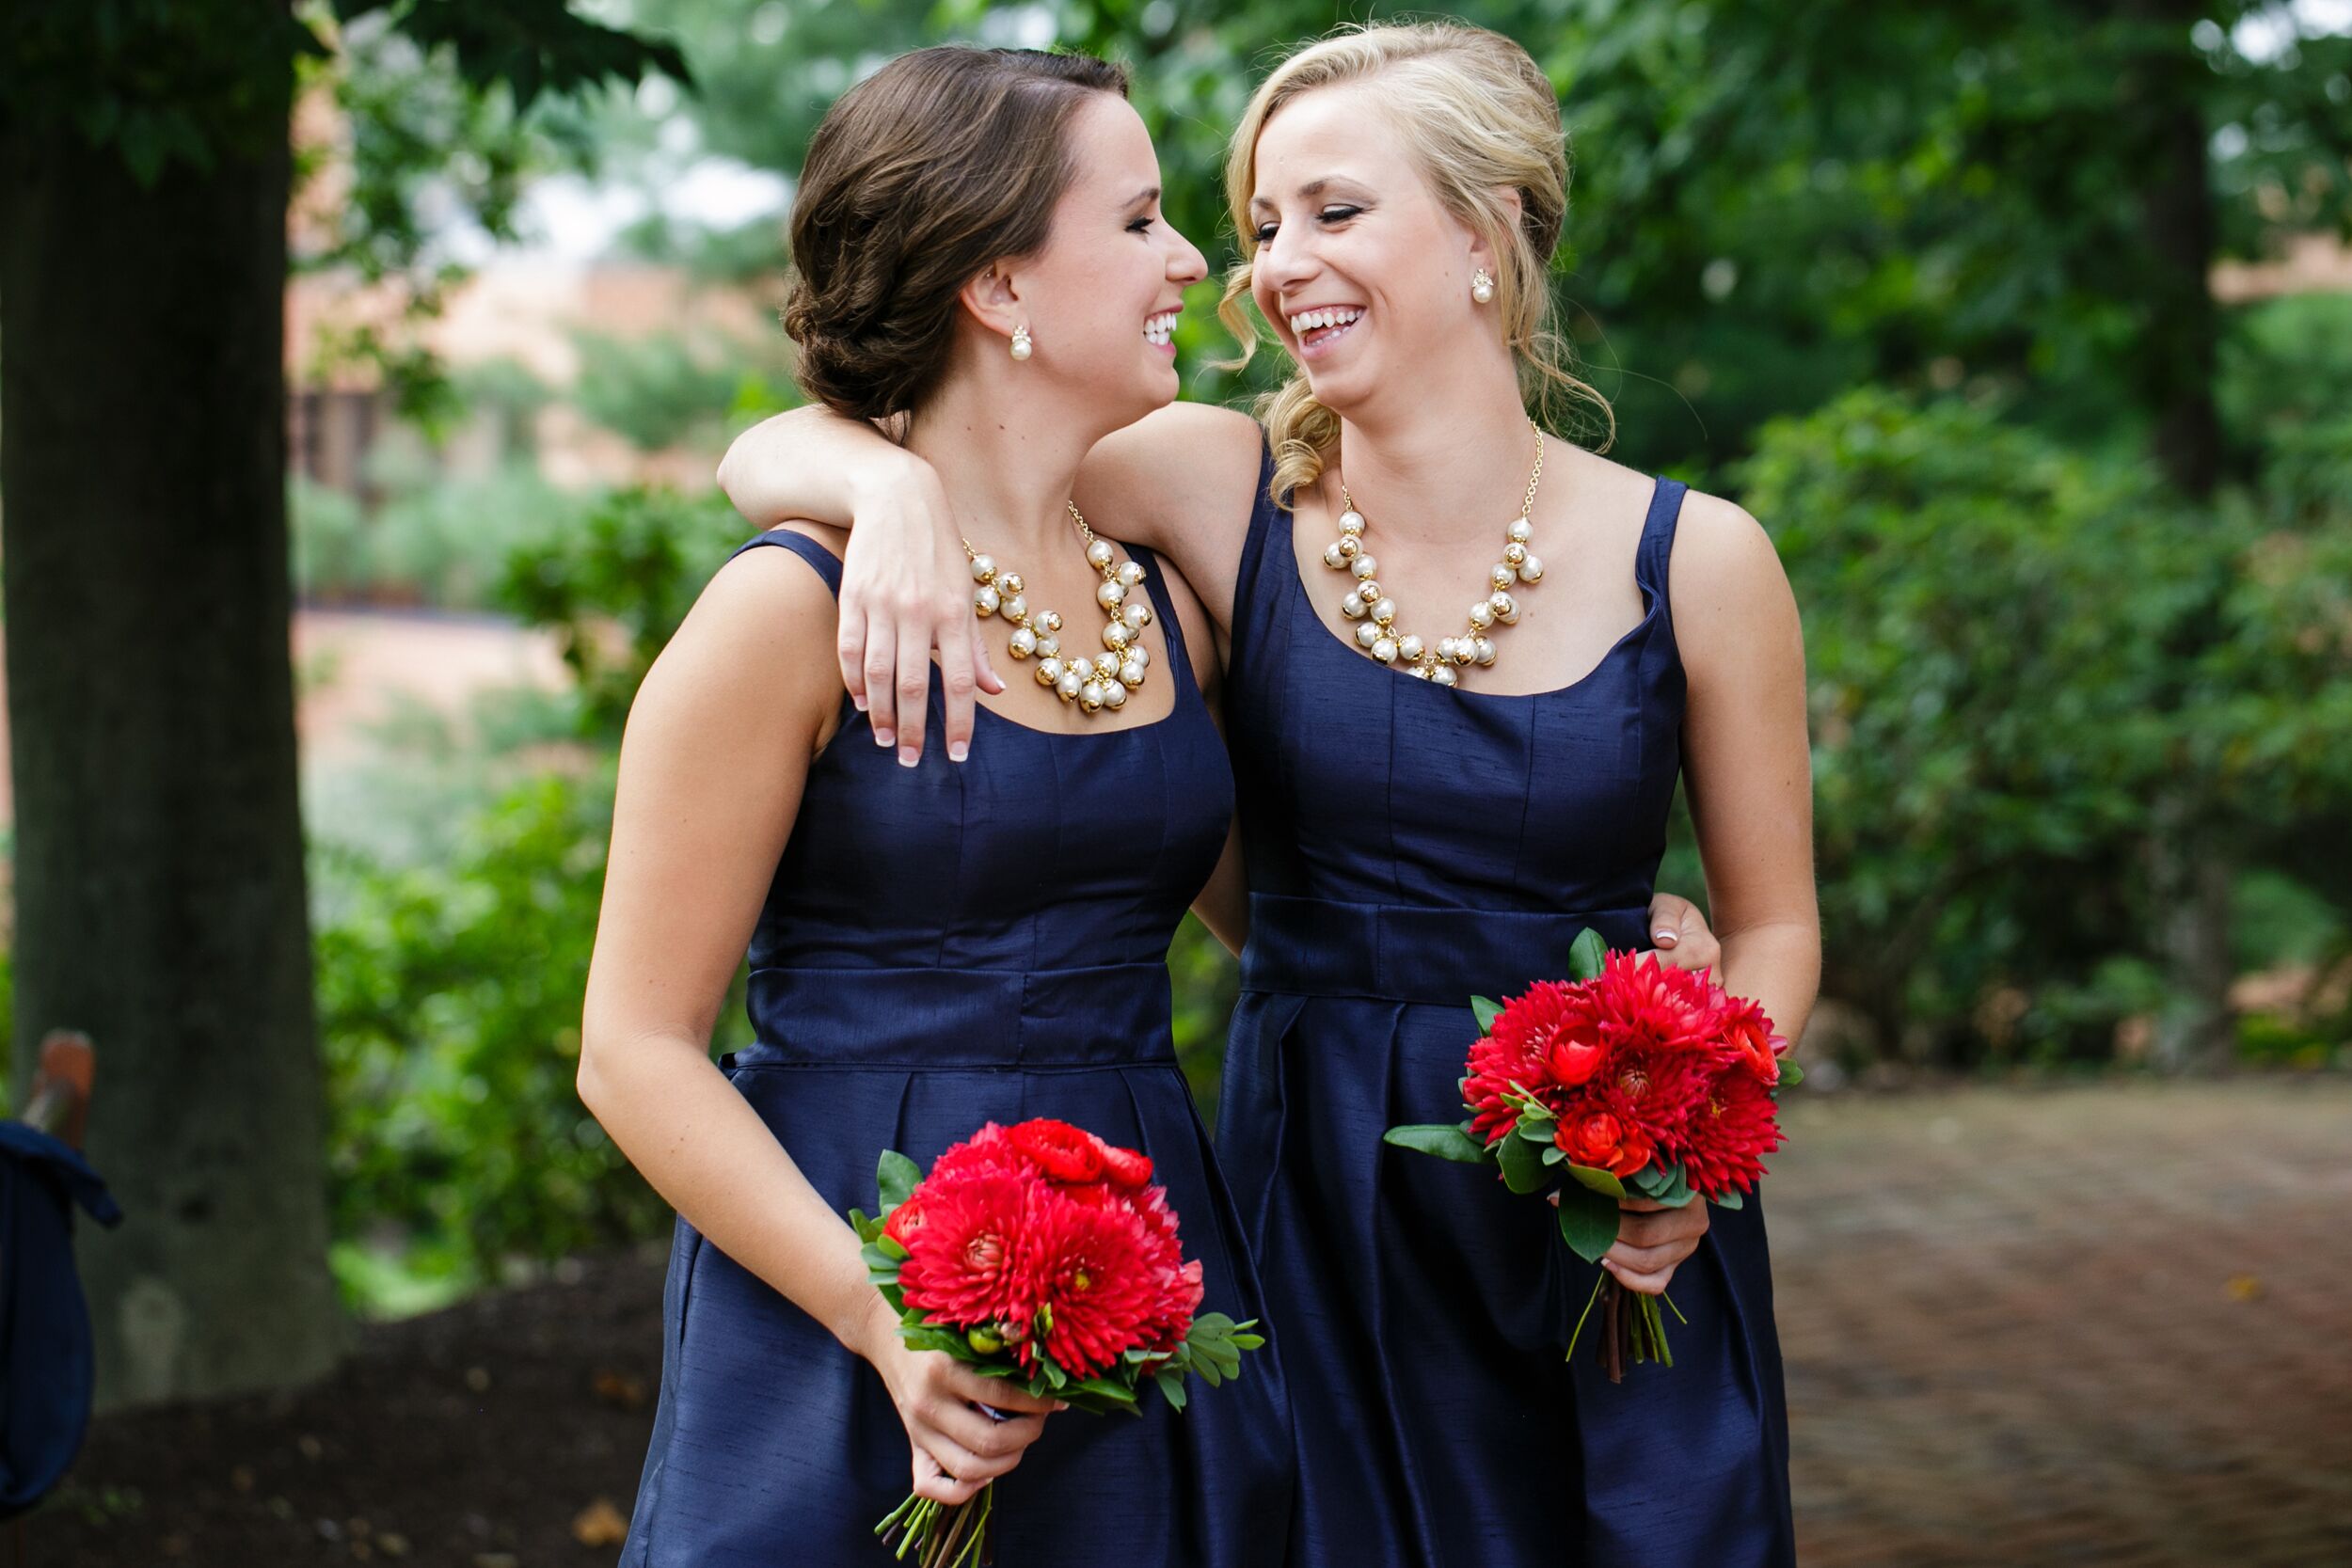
{"left": 1165, "top": 223, "right": 1208, "bottom": 288}
{"left": 1253, "top": 218, "right": 1316, "bottom": 295}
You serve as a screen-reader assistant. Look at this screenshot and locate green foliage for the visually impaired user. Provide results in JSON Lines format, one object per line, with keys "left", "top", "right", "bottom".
{"left": 498, "top": 483, "right": 751, "bottom": 736}
{"left": 1168, "top": 913, "right": 1238, "bottom": 1118}
{"left": 315, "top": 768, "right": 713, "bottom": 1300}
{"left": 1742, "top": 386, "right": 2352, "bottom": 1063}
{"left": 290, "top": 462, "right": 578, "bottom": 608}
{"left": 1, "top": 0, "right": 684, "bottom": 184}
{"left": 311, "top": 483, "right": 757, "bottom": 1308}
{"left": 570, "top": 328, "right": 796, "bottom": 452}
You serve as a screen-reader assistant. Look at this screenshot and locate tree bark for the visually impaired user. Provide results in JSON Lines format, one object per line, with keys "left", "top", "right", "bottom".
{"left": 0, "top": 68, "right": 343, "bottom": 1403}
{"left": 2121, "top": 0, "right": 2233, "bottom": 1068}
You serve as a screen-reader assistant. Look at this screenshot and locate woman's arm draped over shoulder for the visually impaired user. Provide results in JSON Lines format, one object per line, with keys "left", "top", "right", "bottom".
{"left": 715, "top": 402, "right": 1266, "bottom": 763}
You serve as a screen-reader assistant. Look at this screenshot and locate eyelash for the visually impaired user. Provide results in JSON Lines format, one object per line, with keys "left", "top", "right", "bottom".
{"left": 1253, "top": 205, "right": 1362, "bottom": 245}
{"left": 1128, "top": 215, "right": 1156, "bottom": 234}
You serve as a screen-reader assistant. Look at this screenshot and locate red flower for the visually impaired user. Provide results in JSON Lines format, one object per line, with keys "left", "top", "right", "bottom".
{"left": 1555, "top": 1109, "right": 1656, "bottom": 1180}
{"left": 1595, "top": 951, "right": 1725, "bottom": 1055}
{"left": 1679, "top": 1069, "right": 1783, "bottom": 1201}
{"left": 926, "top": 1123, "right": 1032, "bottom": 1185}
{"left": 882, "top": 1194, "right": 927, "bottom": 1249}
{"left": 897, "top": 1168, "right": 1041, "bottom": 1330}
{"left": 1016, "top": 1186, "right": 1173, "bottom": 1378}
{"left": 1466, "top": 981, "right": 1607, "bottom": 1141}
{"left": 1007, "top": 1118, "right": 1107, "bottom": 1184}
{"left": 1717, "top": 995, "right": 1784, "bottom": 1085}
{"left": 1098, "top": 1142, "right": 1154, "bottom": 1190}
{"left": 1594, "top": 1043, "right": 1712, "bottom": 1143}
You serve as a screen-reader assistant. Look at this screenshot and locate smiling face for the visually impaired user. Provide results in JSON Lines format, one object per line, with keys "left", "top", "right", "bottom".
{"left": 1247, "top": 83, "right": 1492, "bottom": 419}
{"left": 1003, "top": 93, "right": 1207, "bottom": 430}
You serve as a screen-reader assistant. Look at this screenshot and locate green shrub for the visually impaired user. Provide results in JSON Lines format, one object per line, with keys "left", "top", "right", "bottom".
{"left": 1740, "top": 387, "right": 2352, "bottom": 1064}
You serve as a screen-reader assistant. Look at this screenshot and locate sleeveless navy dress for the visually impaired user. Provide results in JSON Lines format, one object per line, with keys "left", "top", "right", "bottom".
{"left": 1216, "top": 451, "right": 1795, "bottom": 1568}
{"left": 621, "top": 531, "right": 1293, "bottom": 1567}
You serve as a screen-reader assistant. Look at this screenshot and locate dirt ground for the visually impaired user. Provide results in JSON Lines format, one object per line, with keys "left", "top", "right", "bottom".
{"left": 23, "top": 1076, "right": 2352, "bottom": 1567}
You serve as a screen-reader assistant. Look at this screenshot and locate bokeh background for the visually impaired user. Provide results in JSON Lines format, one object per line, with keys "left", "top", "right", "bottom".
{"left": 6, "top": 1, "right": 2350, "bottom": 1563}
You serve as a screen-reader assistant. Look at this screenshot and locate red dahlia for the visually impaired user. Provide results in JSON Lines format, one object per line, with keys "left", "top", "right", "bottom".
{"left": 895, "top": 1168, "right": 1039, "bottom": 1330}
{"left": 1679, "top": 1068, "right": 1784, "bottom": 1200}
{"left": 1592, "top": 950, "right": 1726, "bottom": 1055}
{"left": 1015, "top": 1187, "right": 1169, "bottom": 1377}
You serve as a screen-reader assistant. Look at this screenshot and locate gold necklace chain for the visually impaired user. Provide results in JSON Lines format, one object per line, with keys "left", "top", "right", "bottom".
{"left": 1329, "top": 420, "right": 1547, "bottom": 688}
{"left": 963, "top": 502, "right": 1152, "bottom": 717}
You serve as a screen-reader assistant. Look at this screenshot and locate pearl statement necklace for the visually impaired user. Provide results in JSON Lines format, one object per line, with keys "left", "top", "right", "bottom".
{"left": 1326, "top": 421, "right": 1546, "bottom": 689}
{"left": 968, "top": 501, "right": 1152, "bottom": 717}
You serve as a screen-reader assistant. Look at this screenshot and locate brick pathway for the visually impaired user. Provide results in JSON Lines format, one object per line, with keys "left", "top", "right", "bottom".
{"left": 1770, "top": 1077, "right": 2352, "bottom": 1567}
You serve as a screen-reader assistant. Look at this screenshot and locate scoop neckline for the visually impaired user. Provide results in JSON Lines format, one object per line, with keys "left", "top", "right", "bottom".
{"left": 1274, "top": 481, "right": 1663, "bottom": 703}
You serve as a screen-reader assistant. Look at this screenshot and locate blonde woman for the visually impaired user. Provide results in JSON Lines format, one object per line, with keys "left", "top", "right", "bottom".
{"left": 718, "top": 23, "right": 1811, "bottom": 1565}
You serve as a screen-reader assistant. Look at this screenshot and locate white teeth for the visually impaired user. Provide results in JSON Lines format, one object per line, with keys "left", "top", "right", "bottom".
{"left": 1142, "top": 309, "right": 1180, "bottom": 345}
{"left": 1288, "top": 307, "right": 1362, "bottom": 336}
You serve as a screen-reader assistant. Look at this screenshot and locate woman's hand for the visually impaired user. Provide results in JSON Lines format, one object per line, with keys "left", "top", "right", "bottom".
{"left": 861, "top": 1308, "right": 1063, "bottom": 1505}
{"left": 836, "top": 458, "right": 1001, "bottom": 768}
{"left": 1603, "top": 1196, "right": 1709, "bottom": 1297}
{"left": 1644, "top": 892, "right": 1721, "bottom": 973}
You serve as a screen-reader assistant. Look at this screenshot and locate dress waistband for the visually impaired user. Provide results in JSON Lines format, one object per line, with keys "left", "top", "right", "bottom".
{"left": 733, "top": 961, "right": 1177, "bottom": 1069}
{"left": 1238, "top": 893, "right": 1651, "bottom": 1006}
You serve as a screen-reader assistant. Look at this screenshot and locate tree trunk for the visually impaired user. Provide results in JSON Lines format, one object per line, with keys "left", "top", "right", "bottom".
{"left": 2122, "top": 0, "right": 2233, "bottom": 1068}
{"left": 0, "top": 71, "right": 343, "bottom": 1404}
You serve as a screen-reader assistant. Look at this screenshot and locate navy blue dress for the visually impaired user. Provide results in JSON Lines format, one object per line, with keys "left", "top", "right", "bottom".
{"left": 1215, "top": 451, "right": 1795, "bottom": 1568}
{"left": 621, "top": 531, "right": 1293, "bottom": 1567}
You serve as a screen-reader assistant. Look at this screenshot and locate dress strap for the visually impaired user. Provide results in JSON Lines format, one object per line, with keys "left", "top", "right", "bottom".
{"left": 1225, "top": 434, "right": 1285, "bottom": 685}
{"left": 1127, "top": 542, "right": 1198, "bottom": 697}
{"left": 1634, "top": 477, "right": 1687, "bottom": 636}
{"left": 728, "top": 529, "right": 843, "bottom": 597}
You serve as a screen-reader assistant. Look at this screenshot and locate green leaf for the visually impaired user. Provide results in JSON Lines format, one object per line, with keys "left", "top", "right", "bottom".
{"left": 1778, "top": 1058, "right": 1805, "bottom": 1087}
{"left": 877, "top": 1149, "right": 922, "bottom": 1211}
{"left": 1713, "top": 1188, "right": 1745, "bottom": 1211}
{"left": 1383, "top": 1124, "right": 1491, "bottom": 1164}
{"left": 1498, "top": 1127, "right": 1553, "bottom": 1195}
{"left": 1155, "top": 1370, "right": 1188, "bottom": 1411}
{"left": 1471, "top": 995, "right": 1503, "bottom": 1034}
{"left": 1556, "top": 1182, "right": 1620, "bottom": 1263}
{"left": 1541, "top": 1144, "right": 1566, "bottom": 1164}
{"left": 1069, "top": 1376, "right": 1138, "bottom": 1405}
{"left": 1568, "top": 928, "right": 1609, "bottom": 982}
{"left": 898, "top": 1324, "right": 962, "bottom": 1356}
{"left": 1565, "top": 1163, "right": 1628, "bottom": 1199}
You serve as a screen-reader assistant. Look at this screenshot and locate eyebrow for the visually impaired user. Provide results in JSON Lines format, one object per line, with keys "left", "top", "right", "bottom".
{"left": 1248, "top": 177, "right": 1358, "bottom": 214}
{"left": 1125, "top": 185, "right": 1162, "bottom": 209}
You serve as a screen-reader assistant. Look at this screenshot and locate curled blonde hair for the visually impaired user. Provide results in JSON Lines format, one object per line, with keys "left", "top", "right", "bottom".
{"left": 1218, "top": 21, "right": 1614, "bottom": 502}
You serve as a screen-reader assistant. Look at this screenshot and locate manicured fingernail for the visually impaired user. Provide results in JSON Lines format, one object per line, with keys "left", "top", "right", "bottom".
{"left": 873, "top": 727, "right": 894, "bottom": 747}
{"left": 948, "top": 742, "right": 968, "bottom": 763}
{"left": 898, "top": 747, "right": 919, "bottom": 768}
{"left": 852, "top": 695, "right": 868, "bottom": 712}
{"left": 1653, "top": 929, "right": 1677, "bottom": 946}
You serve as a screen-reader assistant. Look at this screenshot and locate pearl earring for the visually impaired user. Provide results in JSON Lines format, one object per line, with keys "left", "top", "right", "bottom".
{"left": 1470, "top": 269, "right": 1495, "bottom": 305}
{"left": 1009, "top": 324, "right": 1033, "bottom": 360}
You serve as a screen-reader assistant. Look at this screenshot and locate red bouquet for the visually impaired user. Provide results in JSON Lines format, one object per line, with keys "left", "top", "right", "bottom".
{"left": 850, "top": 1118, "right": 1262, "bottom": 1566}
{"left": 1384, "top": 928, "right": 1800, "bottom": 1381}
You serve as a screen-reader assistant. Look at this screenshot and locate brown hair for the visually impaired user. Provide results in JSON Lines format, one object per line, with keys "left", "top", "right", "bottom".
{"left": 1218, "top": 23, "right": 1613, "bottom": 502}
{"left": 783, "top": 47, "right": 1131, "bottom": 420}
